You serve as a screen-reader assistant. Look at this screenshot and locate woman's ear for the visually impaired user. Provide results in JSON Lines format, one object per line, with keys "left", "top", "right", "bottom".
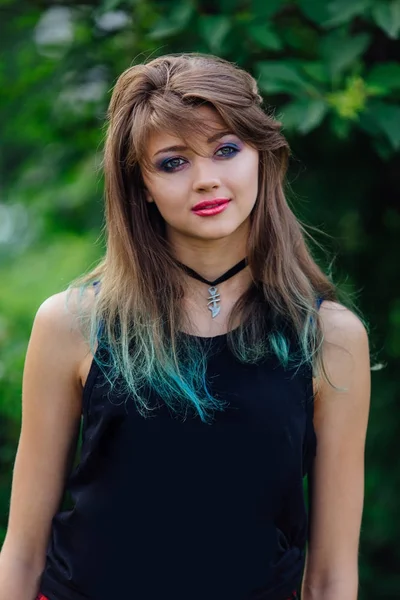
{"left": 143, "top": 187, "right": 154, "bottom": 203}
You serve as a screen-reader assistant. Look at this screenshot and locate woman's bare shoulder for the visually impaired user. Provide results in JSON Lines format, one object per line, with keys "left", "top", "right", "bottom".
{"left": 37, "top": 286, "right": 95, "bottom": 327}
{"left": 318, "top": 299, "right": 367, "bottom": 340}
{"left": 33, "top": 287, "right": 96, "bottom": 380}
{"left": 312, "top": 300, "right": 368, "bottom": 393}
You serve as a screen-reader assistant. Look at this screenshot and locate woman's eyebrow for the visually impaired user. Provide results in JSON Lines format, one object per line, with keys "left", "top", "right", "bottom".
{"left": 153, "top": 144, "right": 188, "bottom": 157}
{"left": 152, "top": 130, "right": 234, "bottom": 157}
{"left": 207, "top": 130, "right": 233, "bottom": 143}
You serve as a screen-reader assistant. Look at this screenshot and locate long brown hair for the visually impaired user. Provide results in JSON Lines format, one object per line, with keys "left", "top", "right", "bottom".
{"left": 72, "top": 52, "right": 363, "bottom": 423}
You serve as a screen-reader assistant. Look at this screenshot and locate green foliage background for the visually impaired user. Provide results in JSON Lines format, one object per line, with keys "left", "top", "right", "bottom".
{"left": 1, "top": 0, "right": 399, "bottom": 597}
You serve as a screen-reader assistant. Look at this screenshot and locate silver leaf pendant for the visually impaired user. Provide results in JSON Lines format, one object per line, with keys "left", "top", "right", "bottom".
{"left": 207, "top": 286, "right": 221, "bottom": 318}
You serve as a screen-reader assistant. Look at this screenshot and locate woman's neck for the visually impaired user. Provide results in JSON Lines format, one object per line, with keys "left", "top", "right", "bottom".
{"left": 168, "top": 227, "right": 249, "bottom": 282}
{"left": 173, "top": 238, "right": 253, "bottom": 338}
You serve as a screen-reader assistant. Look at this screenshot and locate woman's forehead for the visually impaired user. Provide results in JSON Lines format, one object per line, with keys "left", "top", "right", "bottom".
{"left": 145, "top": 107, "right": 231, "bottom": 156}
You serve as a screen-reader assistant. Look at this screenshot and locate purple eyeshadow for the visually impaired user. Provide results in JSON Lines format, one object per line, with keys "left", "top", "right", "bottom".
{"left": 155, "top": 141, "right": 243, "bottom": 173}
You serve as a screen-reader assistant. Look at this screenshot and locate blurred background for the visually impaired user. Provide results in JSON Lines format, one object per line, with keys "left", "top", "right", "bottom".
{"left": 0, "top": 0, "right": 399, "bottom": 597}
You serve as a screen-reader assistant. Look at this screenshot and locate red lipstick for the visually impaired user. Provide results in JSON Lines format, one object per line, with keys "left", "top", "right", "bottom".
{"left": 192, "top": 198, "right": 231, "bottom": 217}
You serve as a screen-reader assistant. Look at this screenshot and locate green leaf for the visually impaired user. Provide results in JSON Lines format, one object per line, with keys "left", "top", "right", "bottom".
{"left": 198, "top": 15, "right": 232, "bottom": 55}
{"left": 258, "top": 80, "right": 300, "bottom": 96}
{"left": 323, "top": 0, "right": 374, "bottom": 27}
{"left": 256, "top": 61, "right": 317, "bottom": 96}
{"left": 279, "top": 17, "right": 320, "bottom": 53}
{"left": 297, "top": 0, "right": 332, "bottom": 25}
{"left": 327, "top": 75, "right": 369, "bottom": 119}
{"left": 372, "top": 137, "right": 397, "bottom": 160}
{"left": 298, "top": 0, "right": 373, "bottom": 26}
{"left": 251, "top": 0, "right": 284, "bottom": 19}
{"left": 247, "top": 23, "right": 283, "bottom": 50}
{"left": 280, "top": 98, "right": 328, "bottom": 134}
{"left": 320, "top": 32, "right": 371, "bottom": 79}
{"left": 357, "top": 111, "right": 383, "bottom": 137}
{"left": 372, "top": 0, "right": 400, "bottom": 39}
{"left": 365, "top": 100, "right": 400, "bottom": 149}
{"left": 300, "top": 61, "right": 330, "bottom": 84}
{"left": 330, "top": 113, "right": 352, "bottom": 138}
{"left": 148, "top": 2, "right": 194, "bottom": 40}
{"left": 366, "top": 62, "right": 400, "bottom": 94}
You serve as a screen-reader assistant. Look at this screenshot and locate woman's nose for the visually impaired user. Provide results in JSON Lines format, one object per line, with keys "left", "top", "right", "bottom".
{"left": 192, "top": 158, "right": 221, "bottom": 193}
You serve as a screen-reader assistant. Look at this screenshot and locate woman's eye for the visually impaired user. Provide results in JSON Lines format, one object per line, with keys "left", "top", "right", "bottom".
{"left": 159, "top": 144, "right": 240, "bottom": 172}
{"left": 215, "top": 144, "right": 240, "bottom": 157}
{"left": 160, "top": 157, "right": 186, "bottom": 172}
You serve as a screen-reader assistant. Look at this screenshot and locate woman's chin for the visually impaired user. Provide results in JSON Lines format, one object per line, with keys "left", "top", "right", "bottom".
{"left": 166, "top": 216, "right": 251, "bottom": 245}
{"left": 190, "top": 223, "right": 246, "bottom": 242}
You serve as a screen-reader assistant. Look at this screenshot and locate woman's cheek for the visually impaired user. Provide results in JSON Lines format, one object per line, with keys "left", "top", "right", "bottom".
{"left": 156, "top": 193, "right": 188, "bottom": 220}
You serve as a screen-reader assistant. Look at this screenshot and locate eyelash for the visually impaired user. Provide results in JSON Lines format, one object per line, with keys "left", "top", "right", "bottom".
{"left": 159, "top": 144, "right": 241, "bottom": 173}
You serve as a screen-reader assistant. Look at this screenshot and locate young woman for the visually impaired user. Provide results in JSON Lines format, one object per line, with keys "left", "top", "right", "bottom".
{"left": 0, "top": 53, "right": 370, "bottom": 600}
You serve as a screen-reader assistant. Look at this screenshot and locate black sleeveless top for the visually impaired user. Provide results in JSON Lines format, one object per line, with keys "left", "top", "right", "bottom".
{"left": 39, "top": 315, "right": 318, "bottom": 600}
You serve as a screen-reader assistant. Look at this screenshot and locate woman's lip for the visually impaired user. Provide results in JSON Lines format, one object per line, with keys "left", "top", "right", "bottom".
{"left": 192, "top": 202, "right": 230, "bottom": 217}
{"left": 191, "top": 198, "right": 231, "bottom": 211}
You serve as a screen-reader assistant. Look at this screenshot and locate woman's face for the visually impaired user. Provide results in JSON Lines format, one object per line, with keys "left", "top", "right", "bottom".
{"left": 142, "top": 105, "right": 259, "bottom": 247}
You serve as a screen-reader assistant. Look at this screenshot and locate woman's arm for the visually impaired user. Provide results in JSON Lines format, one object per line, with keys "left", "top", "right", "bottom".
{"left": 0, "top": 291, "right": 91, "bottom": 600}
{"left": 302, "top": 301, "right": 371, "bottom": 600}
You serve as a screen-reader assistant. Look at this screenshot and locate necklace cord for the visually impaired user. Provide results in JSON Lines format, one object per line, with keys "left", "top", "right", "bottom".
{"left": 175, "top": 257, "right": 248, "bottom": 286}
